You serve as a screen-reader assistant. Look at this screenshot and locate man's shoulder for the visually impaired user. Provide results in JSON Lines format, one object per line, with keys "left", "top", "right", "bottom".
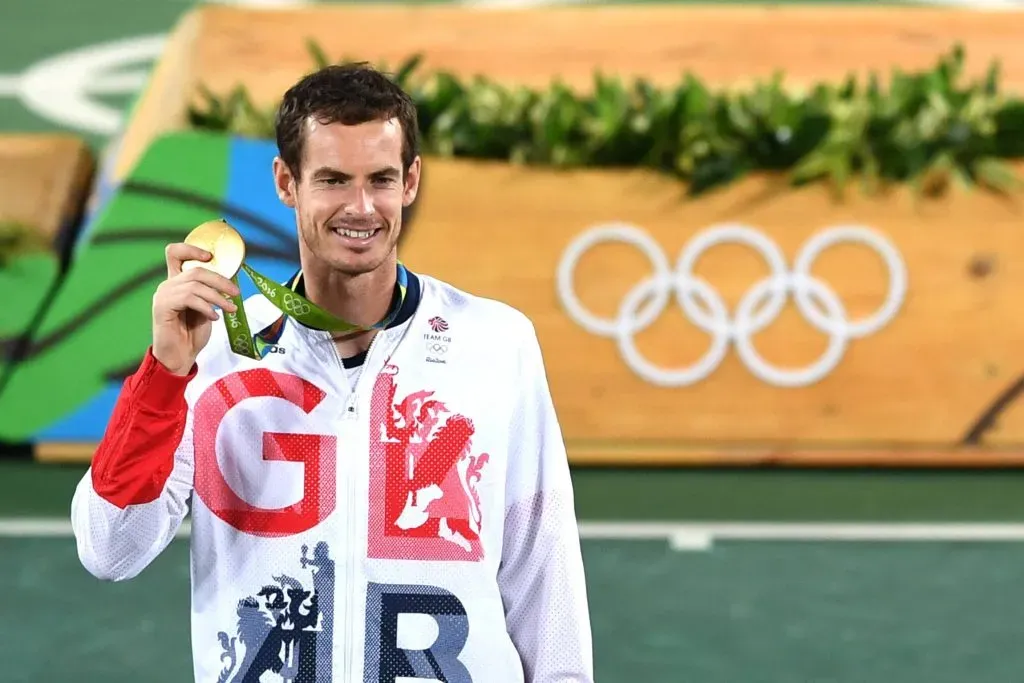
{"left": 418, "top": 273, "right": 537, "bottom": 344}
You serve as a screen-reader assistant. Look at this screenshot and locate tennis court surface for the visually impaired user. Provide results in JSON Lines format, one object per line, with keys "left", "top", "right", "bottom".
{"left": 4, "top": 463, "right": 1024, "bottom": 682}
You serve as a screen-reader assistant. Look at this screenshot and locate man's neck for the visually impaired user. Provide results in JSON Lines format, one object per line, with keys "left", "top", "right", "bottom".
{"left": 300, "top": 257, "right": 397, "bottom": 354}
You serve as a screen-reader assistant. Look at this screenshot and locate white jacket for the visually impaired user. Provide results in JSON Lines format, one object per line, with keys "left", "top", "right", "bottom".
{"left": 71, "top": 271, "right": 595, "bottom": 683}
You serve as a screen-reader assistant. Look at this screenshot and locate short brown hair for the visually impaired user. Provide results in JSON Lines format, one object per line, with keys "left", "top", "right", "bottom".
{"left": 275, "top": 62, "right": 420, "bottom": 178}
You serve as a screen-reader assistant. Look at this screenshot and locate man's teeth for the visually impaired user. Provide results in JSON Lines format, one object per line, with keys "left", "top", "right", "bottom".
{"left": 336, "top": 228, "right": 375, "bottom": 238}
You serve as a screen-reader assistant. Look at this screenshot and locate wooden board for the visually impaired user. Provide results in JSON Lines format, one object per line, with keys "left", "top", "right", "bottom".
{"left": 0, "top": 134, "right": 95, "bottom": 246}
{"left": 189, "top": 4, "right": 1024, "bottom": 96}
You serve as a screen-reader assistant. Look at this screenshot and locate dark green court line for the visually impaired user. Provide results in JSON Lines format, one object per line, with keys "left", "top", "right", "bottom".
{"left": 571, "top": 467, "right": 1024, "bottom": 521}
{"left": 6, "top": 461, "right": 1024, "bottom": 521}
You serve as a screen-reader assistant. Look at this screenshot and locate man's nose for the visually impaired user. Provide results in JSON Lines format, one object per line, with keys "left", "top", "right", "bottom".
{"left": 344, "top": 186, "right": 374, "bottom": 216}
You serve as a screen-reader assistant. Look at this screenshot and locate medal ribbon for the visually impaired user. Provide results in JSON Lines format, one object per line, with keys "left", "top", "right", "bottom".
{"left": 220, "top": 261, "right": 409, "bottom": 360}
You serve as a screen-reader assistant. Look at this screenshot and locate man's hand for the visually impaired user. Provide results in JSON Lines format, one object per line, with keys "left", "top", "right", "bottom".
{"left": 152, "top": 243, "right": 240, "bottom": 376}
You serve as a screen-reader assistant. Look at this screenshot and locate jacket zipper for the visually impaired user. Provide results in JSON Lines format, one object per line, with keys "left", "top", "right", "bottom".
{"left": 332, "top": 330, "right": 386, "bottom": 682}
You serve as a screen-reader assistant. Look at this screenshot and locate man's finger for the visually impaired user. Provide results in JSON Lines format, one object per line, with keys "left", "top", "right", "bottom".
{"left": 175, "top": 266, "right": 240, "bottom": 298}
{"left": 169, "top": 281, "right": 239, "bottom": 314}
{"left": 165, "top": 243, "right": 212, "bottom": 278}
{"left": 184, "top": 294, "right": 220, "bottom": 322}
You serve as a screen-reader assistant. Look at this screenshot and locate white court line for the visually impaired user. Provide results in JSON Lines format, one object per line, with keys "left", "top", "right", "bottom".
{"left": 578, "top": 522, "right": 1024, "bottom": 542}
{"left": 8, "top": 519, "right": 1024, "bottom": 548}
{"left": 580, "top": 522, "right": 1024, "bottom": 552}
{"left": 0, "top": 75, "right": 20, "bottom": 96}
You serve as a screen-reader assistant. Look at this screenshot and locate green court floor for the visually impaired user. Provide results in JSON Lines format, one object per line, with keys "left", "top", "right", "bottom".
{"left": 5, "top": 462, "right": 1024, "bottom": 682}
{"left": 6, "top": 533, "right": 1024, "bottom": 683}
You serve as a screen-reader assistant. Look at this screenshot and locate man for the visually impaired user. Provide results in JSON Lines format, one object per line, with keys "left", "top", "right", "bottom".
{"left": 71, "top": 63, "right": 594, "bottom": 683}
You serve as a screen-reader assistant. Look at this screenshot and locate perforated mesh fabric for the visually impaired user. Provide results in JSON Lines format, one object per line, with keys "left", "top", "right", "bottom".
{"left": 499, "top": 490, "right": 594, "bottom": 683}
{"left": 495, "top": 318, "right": 596, "bottom": 683}
{"left": 71, "top": 402, "right": 195, "bottom": 583}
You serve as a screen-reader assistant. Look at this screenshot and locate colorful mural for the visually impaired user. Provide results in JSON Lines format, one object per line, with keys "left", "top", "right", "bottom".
{"left": 0, "top": 131, "right": 298, "bottom": 445}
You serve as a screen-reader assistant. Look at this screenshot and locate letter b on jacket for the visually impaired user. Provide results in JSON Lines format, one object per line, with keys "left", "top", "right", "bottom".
{"left": 363, "top": 582, "right": 471, "bottom": 682}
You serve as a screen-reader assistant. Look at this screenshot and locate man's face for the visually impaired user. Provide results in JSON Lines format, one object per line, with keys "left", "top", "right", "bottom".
{"left": 273, "top": 116, "right": 420, "bottom": 276}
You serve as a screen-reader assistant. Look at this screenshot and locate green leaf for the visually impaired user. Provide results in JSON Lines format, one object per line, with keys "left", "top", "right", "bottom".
{"left": 393, "top": 53, "right": 423, "bottom": 89}
{"left": 306, "top": 38, "right": 330, "bottom": 70}
{"left": 919, "top": 150, "right": 956, "bottom": 196}
{"left": 973, "top": 157, "right": 1022, "bottom": 193}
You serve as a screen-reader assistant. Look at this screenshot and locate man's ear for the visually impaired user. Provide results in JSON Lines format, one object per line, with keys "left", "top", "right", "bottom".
{"left": 402, "top": 156, "right": 422, "bottom": 207}
{"left": 273, "top": 157, "right": 297, "bottom": 208}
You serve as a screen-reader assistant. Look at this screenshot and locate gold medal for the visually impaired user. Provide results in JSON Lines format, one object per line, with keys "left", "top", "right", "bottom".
{"left": 182, "top": 219, "right": 246, "bottom": 280}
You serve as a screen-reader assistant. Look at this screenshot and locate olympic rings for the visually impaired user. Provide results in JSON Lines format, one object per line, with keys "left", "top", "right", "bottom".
{"left": 556, "top": 222, "right": 907, "bottom": 388}
{"left": 281, "top": 292, "right": 312, "bottom": 317}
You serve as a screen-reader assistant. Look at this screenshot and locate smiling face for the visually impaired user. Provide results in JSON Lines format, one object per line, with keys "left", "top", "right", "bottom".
{"left": 271, "top": 63, "right": 422, "bottom": 279}
{"left": 274, "top": 116, "right": 421, "bottom": 276}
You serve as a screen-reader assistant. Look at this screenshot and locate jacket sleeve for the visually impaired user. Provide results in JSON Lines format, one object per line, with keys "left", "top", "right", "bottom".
{"left": 498, "top": 320, "right": 595, "bottom": 683}
{"left": 70, "top": 347, "right": 197, "bottom": 581}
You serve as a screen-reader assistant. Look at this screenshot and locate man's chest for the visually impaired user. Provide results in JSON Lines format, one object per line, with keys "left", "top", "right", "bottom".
{"left": 189, "top": 334, "right": 510, "bottom": 562}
